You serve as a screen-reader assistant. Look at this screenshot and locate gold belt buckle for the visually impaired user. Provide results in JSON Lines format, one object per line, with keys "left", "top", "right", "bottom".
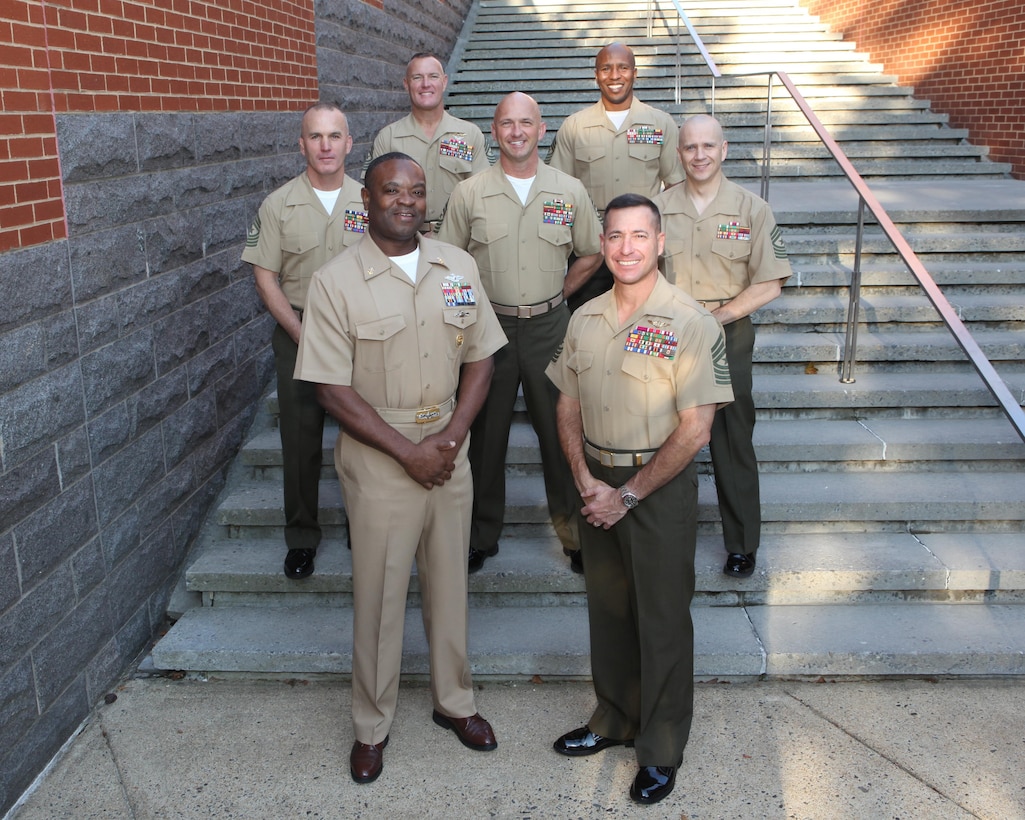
{"left": 599, "top": 449, "right": 615, "bottom": 468}
{"left": 415, "top": 405, "right": 441, "bottom": 424}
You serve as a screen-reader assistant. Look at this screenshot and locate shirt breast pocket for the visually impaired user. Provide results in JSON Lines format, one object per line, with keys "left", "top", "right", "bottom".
{"left": 443, "top": 306, "right": 478, "bottom": 360}
{"left": 626, "top": 141, "right": 661, "bottom": 165}
{"left": 354, "top": 314, "right": 406, "bottom": 373}
{"left": 621, "top": 352, "right": 675, "bottom": 416}
{"left": 281, "top": 231, "right": 320, "bottom": 258}
{"left": 538, "top": 222, "right": 572, "bottom": 273}
{"left": 568, "top": 350, "right": 594, "bottom": 375}
{"left": 711, "top": 237, "right": 752, "bottom": 263}
{"left": 470, "top": 221, "right": 509, "bottom": 273}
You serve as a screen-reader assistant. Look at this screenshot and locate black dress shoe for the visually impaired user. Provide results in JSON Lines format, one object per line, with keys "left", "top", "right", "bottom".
{"left": 284, "top": 548, "right": 316, "bottom": 579}
{"left": 630, "top": 765, "right": 677, "bottom": 804}
{"left": 568, "top": 549, "right": 583, "bottom": 574}
{"left": 553, "top": 726, "right": 629, "bottom": 756}
{"left": 350, "top": 736, "right": 388, "bottom": 783}
{"left": 467, "top": 545, "right": 498, "bottom": 573}
{"left": 432, "top": 710, "right": 498, "bottom": 751}
{"left": 723, "top": 552, "right": 755, "bottom": 578}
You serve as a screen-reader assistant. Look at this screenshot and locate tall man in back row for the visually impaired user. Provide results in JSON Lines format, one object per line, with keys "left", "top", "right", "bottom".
{"left": 242, "top": 102, "right": 366, "bottom": 580}
{"left": 655, "top": 114, "right": 792, "bottom": 578}
{"left": 548, "top": 42, "right": 684, "bottom": 308}
{"left": 369, "top": 52, "right": 490, "bottom": 234}
{"left": 439, "top": 92, "right": 603, "bottom": 573}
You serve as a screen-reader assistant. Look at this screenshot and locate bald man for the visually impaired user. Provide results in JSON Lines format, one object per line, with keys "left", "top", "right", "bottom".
{"left": 654, "top": 114, "right": 792, "bottom": 579}
{"left": 242, "top": 103, "right": 366, "bottom": 580}
{"left": 548, "top": 43, "right": 685, "bottom": 308}
{"left": 439, "top": 93, "right": 604, "bottom": 573}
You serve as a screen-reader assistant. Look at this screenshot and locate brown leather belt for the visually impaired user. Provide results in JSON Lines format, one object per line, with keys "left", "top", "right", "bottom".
{"left": 491, "top": 292, "right": 565, "bottom": 319}
{"left": 584, "top": 440, "right": 657, "bottom": 468}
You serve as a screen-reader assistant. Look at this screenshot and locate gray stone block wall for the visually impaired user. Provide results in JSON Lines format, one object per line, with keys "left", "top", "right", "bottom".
{"left": 0, "top": 110, "right": 296, "bottom": 813}
{"left": 316, "top": 0, "right": 474, "bottom": 165}
{"left": 0, "top": 4, "right": 471, "bottom": 810}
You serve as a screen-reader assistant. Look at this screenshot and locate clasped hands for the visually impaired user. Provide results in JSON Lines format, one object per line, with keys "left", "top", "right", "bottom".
{"left": 402, "top": 433, "right": 460, "bottom": 489}
{"left": 580, "top": 481, "right": 628, "bottom": 530}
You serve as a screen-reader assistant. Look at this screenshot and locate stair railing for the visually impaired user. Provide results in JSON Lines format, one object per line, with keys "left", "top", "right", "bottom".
{"left": 649, "top": 4, "right": 1025, "bottom": 443}
{"left": 647, "top": 0, "right": 721, "bottom": 112}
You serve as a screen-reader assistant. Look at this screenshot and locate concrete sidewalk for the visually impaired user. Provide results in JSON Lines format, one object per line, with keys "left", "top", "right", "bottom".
{"left": 7, "top": 670, "right": 1024, "bottom": 819}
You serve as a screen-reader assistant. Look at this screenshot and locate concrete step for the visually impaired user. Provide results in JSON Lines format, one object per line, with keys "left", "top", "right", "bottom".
{"left": 150, "top": 597, "right": 1025, "bottom": 678}
{"left": 756, "top": 293, "right": 1025, "bottom": 326}
{"left": 214, "top": 466, "right": 1025, "bottom": 536}
{"left": 751, "top": 370, "right": 1025, "bottom": 412}
{"left": 240, "top": 417, "right": 1025, "bottom": 474}
{"left": 185, "top": 531, "right": 1025, "bottom": 606}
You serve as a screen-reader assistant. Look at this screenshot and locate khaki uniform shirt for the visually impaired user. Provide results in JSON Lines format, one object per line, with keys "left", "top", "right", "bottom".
{"left": 370, "top": 112, "right": 490, "bottom": 223}
{"left": 295, "top": 234, "right": 507, "bottom": 416}
{"left": 437, "top": 162, "right": 602, "bottom": 306}
{"left": 546, "top": 275, "right": 733, "bottom": 451}
{"left": 242, "top": 172, "right": 366, "bottom": 308}
{"left": 655, "top": 176, "right": 792, "bottom": 301}
{"left": 547, "top": 98, "right": 685, "bottom": 214}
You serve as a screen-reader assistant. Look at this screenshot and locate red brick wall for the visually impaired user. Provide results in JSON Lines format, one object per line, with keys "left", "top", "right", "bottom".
{"left": 0, "top": 0, "right": 319, "bottom": 253}
{"left": 803, "top": 0, "right": 1025, "bottom": 179}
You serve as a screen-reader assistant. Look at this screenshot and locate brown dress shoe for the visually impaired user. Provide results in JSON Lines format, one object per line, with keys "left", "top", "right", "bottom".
{"left": 350, "top": 736, "right": 388, "bottom": 783}
{"left": 432, "top": 710, "right": 498, "bottom": 751}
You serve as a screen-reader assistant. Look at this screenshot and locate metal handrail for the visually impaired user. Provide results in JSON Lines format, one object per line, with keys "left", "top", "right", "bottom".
{"left": 649, "top": 5, "right": 1025, "bottom": 443}
{"left": 647, "top": 0, "right": 721, "bottom": 110}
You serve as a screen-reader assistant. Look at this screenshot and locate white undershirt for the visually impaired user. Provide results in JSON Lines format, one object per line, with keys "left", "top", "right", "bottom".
{"left": 314, "top": 187, "right": 341, "bottom": 213}
{"left": 505, "top": 174, "right": 535, "bottom": 205}
{"left": 605, "top": 109, "right": 629, "bottom": 130}
{"left": 390, "top": 248, "right": 420, "bottom": 283}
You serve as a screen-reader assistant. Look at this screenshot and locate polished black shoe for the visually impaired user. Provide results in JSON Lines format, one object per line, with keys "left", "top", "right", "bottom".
{"left": 723, "top": 552, "right": 755, "bottom": 578}
{"left": 553, "top": 726, "right": 629, "bottom": 757}
{"left": 432, "top": 710, "right": 498, "bottom": 751}
{"left": 630, "top": 765, "right": 677, "bottom": 804}
{"left": 350, "top": 736, "right": 388, "bottom": 783}
{"left": 284, "top": 548, "right": 316, "bottom": 580}
{"left": 468, "top": 545, "right": 498, "bottom": 573}
{"left": 568, "top": 549, "right": 583, "bottom": 574}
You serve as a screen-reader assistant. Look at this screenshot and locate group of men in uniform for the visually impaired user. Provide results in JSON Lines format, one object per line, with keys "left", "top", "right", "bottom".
{"left": 242, "top": 41, "right": 791, "bottom": 806}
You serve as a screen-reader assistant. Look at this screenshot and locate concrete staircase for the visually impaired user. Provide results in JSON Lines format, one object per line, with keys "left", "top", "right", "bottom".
{"left": 447, "top": 0, "right": 1012, "bottom": 180}
{"left": 151, "top": 0, "right": 1025, "bottom": 679}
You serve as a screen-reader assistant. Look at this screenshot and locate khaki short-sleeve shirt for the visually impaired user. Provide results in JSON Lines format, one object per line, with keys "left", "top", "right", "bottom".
{"left": 546, "top": 275, "right": 734, "bottom": 451}
{"left": 437, "top": 163, "right": 602, "bottom": 306}
{"left": 654, "top": 177, "right": 792, "bottom": 301}
{"left": 242, "top": 172, "right": 367, "bottom": 308}
{"left": 370, "top": 112, "right": 490, "bottom": 222}
{"left": 295, "top": 234, "right": 507, "bottom": 413}
{"left": 547, "top": 99, "right": 685, "bottom": 214}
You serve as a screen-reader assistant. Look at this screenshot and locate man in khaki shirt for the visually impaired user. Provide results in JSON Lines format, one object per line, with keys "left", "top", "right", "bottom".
{"left": 439, "top": 92, "right": 603, "bottom": 573}
{"left": 548, "top": 42, "right": 685, "bottom": 307}
{"left": 655, "top": 114, "right": 792, "bottom": 579}
{"left": 242, "top": 103, "right": 367, "bottom": 580}
{"left": 547, "top": 194, "right": 732, "bottom": 806}
{"left": 369, "top": 52, "right": 489, "bottom": 233}
{"left": 295, "top": 153, "right": 507, "bottom": 784}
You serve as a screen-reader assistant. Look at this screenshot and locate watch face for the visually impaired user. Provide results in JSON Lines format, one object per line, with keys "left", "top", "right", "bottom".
{"left": 620, "top": 489, "right": 638, "bottom": 508}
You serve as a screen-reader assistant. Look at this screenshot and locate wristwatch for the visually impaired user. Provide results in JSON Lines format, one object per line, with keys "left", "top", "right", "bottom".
{"left": 619, "top": 486, "right": 639, "bottom": 509}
